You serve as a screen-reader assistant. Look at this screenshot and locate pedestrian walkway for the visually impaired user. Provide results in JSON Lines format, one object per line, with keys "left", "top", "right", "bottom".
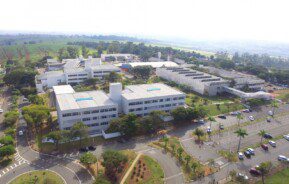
{"left": 120, "top": 153, "right": 142, "bottom": 184}
{"left": 0, "top": 151, "right": 29, "bottom": 178}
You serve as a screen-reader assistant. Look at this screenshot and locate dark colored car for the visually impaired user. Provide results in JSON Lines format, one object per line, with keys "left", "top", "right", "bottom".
{"left": 79, "top": 147, "right": 89, "bottom": 152}
{"left": 244, "top": 151, "right": 251, "bottom": 158}
{"left": 264, "top": 133, "right": 273, "bottom": 139}
{"left": 249, "top": 168, "right": 261, "bottom": 176}
{"left": 88, "top": 146, "right": 96, "bottom": 151}
{"left": 218, "top": 115, "right": 227, "bottom": 119}
{"left": 219, "top": 124, "right": 225, "bottom": 130}
{"left": 261, "top": 144, "right": 269, "bottom": 151}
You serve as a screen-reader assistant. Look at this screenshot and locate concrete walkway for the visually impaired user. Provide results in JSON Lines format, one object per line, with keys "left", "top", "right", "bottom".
{"left": 120, "top": 153, "right": 142, "bottom": 184}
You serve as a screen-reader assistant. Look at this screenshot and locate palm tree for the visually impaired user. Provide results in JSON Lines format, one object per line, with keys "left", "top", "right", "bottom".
{"left": 257, "top": 161, "right": 272, "bottom": 184}
{"left": 177, "top": 147, "right": 184, "bottom": 162}
{"left": 234, "top": 128, "right": 248, "bottom": 152}
{"left": 258, "top": 130, "right": 267, "bottom": 144}
{"left": 184, "top": 155, "right": 191, "bottom": 167}
{"left": 236, "top": 113, "right": 243, "bottom": 126}
{"left": 163, "top": 137, "right": 169, "bottom": 150}
{"left": 193, "top": 128, "right": 205, "bottom": 142}
{"left": 271, "top": 100, "right": 279, "bottom": 118}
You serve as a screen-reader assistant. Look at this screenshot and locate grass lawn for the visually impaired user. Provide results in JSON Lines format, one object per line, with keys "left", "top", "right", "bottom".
{"left": 256, "top": 167, "right": 289, "bottom": 184}
{"left": 10, "top": 170, "right": 65, "bottom": 184}
{"left": 126, "top": 155, "right": 164, "bottom": 184}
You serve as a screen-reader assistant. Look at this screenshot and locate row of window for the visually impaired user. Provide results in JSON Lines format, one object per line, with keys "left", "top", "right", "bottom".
{"left": 62, "top": 108, "right": 117, "bottom": 117}
{"left": 68, "top": 74, "right": 88, "bottom": 77}
{"left": 68, "top": 78, "right": 87, "bottom": 81}
{"left": 129, "top": 97, "right": 185, "bottom": 106}
{"left": 128, "top": 102, "right": 184, "bottom": 112}
{"left": 87, "top": 122, "right": 109, "bottom": 127}
{"left": 82, "top": 114, "right": 117, "bottom": 121}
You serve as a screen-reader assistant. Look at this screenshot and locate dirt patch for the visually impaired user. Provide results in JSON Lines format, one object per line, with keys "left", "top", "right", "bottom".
{"left": 127, "top": 157, "right": 151, "bottom": 184}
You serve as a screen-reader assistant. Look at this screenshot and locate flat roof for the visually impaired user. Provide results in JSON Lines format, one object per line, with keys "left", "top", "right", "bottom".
{"left": 36, "top": 70, "right": 64, "bottom": 79}
{"left": 56, "top": 91, "right": 116, "bottom": 111}
{"left": 90, "top": 64, "right": 120, "bottom": 71}
{"left": 122, "top": 83, "right": 185, "bottom": 100}
{"left": 126, "top": 61, "right": 178, "bottom": 68}
{"left": 53, "top": 85, "right": 75, "bottom": 95}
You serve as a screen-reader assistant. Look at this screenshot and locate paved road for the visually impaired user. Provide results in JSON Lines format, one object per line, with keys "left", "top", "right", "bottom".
{"left": 0, "top": 101, "right": 94, "bottom": 184}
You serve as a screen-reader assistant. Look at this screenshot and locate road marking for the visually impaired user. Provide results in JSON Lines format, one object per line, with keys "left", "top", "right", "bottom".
{"left": 63, "top": 154, "right": 67, "bottom": 157}
{"left": 164, "top": 173, "right": 183, "bottom": 180}
{"left": 58, "top": 164, "right": 81, "bottom": 184}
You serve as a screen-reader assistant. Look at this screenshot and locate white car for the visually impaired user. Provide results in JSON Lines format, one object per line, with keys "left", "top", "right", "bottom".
{"left": 247, "top": 148, "right": 255, "bottom": 155}
{"left": 18, "top": 130, "right": 24, "bottom": 136}
{"left": 0, "top": 109, "right": 3, "bottom": 113}
{"left": 278, "top": 155, "right": 289, "bottom": 162}
{"left": 284, "top": 135, "right": 289, "bottom": 141}
{"left": 230, "top": 111, "right": 240, "bottom": 116}
{"left": 268, "top": 111, "right": 273, "bottom": 116}
{"left": 206, "top": 126, "right": 212, "bottom": 133}
{"left": 248, "top": 116, "right": 254, "bottom": 121}
{"left": 198, "top": 119, "right": 206, "bottom": 124}
{"left": 236, "top": 173, "right": 249, "bottom": 180}
{"left": 269, "top": 140, "right": 276, "bottom": 147}
{"left": 238, "top": 152, "right": 244, "bottom": 160}
{"left": 42, "top": 138, "right": 55, "bottom": 144}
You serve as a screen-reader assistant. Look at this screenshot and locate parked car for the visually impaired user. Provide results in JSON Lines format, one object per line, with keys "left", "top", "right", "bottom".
{"left": 269, "top": 140, "right": 276, "bottom": 147}
{"left": 230, "top": 111, "right": 240, "bottom": 116}
{"left": 79, "top": 147, "right": 89, "bottom": 152}
{"left": 88, "top": 146, "right": 96, "bottom": 151}
{"left": 284, "top": 134, "right": 289, "bottom": 141}
{"left": 0, "top": 109, "right": 3, "bottom": 113}
{"left": 42, "top": 138, "right": 55, "bottom": 144}
{"left": 249, "top": 116, "right": 255, "bottom": 121}
{"left": 238, "top": 152, "right": 244, "bottom": 160}
{"left": 0, "top": 143, "right": 4, "bottom": 148}
{"left": 264, "top": 133, "right": 273, "bottom": 139}
{"left": 242, "top": 109, "right": 250, "bottom": 113}
{"left": 218, "top": 115, "right": 226, "bottom": 119}
{"left": 219, "top": 124, "right": 224, "bottom": 130}
{"left": 18, "top": 130, "right": 24, "bottom": 136}
{"left": 247, "top": 148, "right": 255, "bottom": 155}
{"left": 244, "top": 151, "right": 251, "bottom": 158}
{"left": 261, "top": 144, "right": 269, "bottom": 151}
{"left": 236, "top": 173, "right": 249, "bottom": 180}
{"left": 278, "top": 155, "right": 289, "bottom": 162}
{"left": 23, "top": 98, "right": 29, "bottom": 102}
{"left": 268, "top": 110, "right": 273, "bottom": 116}
{"left": 206, "top": 126, "right": 212, "bottom": 133}
{"left": 249, "top": 167, "right": 261, "bottom": 176}
{"left": 198, "top": 119, "right": 206, "bottom": 124}
{"left": 266, "top": 117, "right": 271, "bottom": 122}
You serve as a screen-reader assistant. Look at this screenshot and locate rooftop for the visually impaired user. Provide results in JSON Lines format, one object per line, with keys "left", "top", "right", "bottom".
{"left": 36, "top": 70, "right": 64, "bottom": 79}
{"left": 125, "top": 61, "right": 178, "bottom": 68}
{"left": 56, "top": 90, "right": 116, "bottom": 111}
{"left": 90, "top": 64, "right": 120, "bottom": 71}
{"left": 53, "top": 85, "right": 75, "bottom": 95}
{"left": 122, "top": 83, "right": 185, "bottom": 100}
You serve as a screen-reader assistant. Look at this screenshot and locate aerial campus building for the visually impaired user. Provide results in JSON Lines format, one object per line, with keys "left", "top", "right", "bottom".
{"left": 54, "top": 83, "right": 186, "bottom": 136}
{"left": 35, "top": 56, "right": 120, "bottom": 93}
{"left": 156, "top": 67, "right": 229, "bottom": 96}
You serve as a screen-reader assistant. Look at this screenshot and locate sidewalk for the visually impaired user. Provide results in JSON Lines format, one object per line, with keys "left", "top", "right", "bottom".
{"left": 120, "top": 153, "right": 142, "bottom": 184}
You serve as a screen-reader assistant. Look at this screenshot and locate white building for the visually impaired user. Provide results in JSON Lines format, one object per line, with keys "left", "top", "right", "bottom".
{"left": 121, "top": 61, "right": 179, "bottom": 69}
{"left": 36, "top": 57, "right": 120, "bottom": 93}
{"left": 101, "top": 54, "right": 134, "bottom": 62}
{"left": 54, "top": 83, "right": 186, "bottom": 135}
{"left": 156, "top": 67, "right": 229, "bottom": 96}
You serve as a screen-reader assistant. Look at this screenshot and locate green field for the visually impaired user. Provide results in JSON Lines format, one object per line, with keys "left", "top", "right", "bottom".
{"left": 10, "top": 170, "right": 65, "bottom": 184}
{"left": 256, "top": 168, "right": 289, "bottom": 184}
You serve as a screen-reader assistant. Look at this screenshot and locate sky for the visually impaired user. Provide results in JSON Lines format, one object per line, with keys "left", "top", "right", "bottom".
{"left": 0, "top": 0, "right": 289, "bottom": 43}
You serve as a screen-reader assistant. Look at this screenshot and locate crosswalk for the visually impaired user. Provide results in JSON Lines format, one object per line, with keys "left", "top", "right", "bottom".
{"left": 0, "top": 152, "right": 29, "bottom": 178}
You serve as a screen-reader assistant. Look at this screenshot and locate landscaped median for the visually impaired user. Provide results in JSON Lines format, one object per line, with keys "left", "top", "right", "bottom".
{"left": 149, "top": 136, "right": 216, "bottom": 182}
{"left": 9, "top": 170, "right": 65, "bottom": 184}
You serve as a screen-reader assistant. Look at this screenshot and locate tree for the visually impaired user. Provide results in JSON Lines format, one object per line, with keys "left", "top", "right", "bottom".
{"left": 193, "top": 128, "right": 205, "bottom": 142}
{"left": 102, "top": 150, "right": 128, "bottom": 180}
{"left": 131, "top": 66, "right": 153, "bottom": 80}
{"left": 81, "top": 46, "right": 89, "bottom": 58}
{"left": 70, "top": 122, "right": 89, "bottom": 148}
{"left": 83, "top": 78, "right": 99, "bottom": 89}
{"left": 67, "top": 46, "right": 79, "bottom": 58}
{"left": 28, "top": 94, "right": 44, "bottom": 105}
{"left": 3, "top": 111, "right": 19, "bottom": 127}
{"left": 184, "top": 155, "right": 191, "bottom": 167}
{"left": 163, "top": 136, "right": 169, "bottom": 150}
{"left": 258, "top": 130, "right": 267, "bottom": 144}
{"left": 177, "top": 147, "right": 184, "bottom": 162}
{"left": 22, "top": 105, "right": 51, "bottom": 133}
{"left": 3, "top": 67, "right": 36, "bottom": 87}
{"left": 80, "top": 152, "right": 97, "bottom": 166}
{"left": 0, "top": 135, "right": 14, "bottom": 145}
{"left": 0, "top": 145, "right": 16, "bottom": 159}
{"left": 105, "top": 71, "right": 121, "bottom": 83}
{"left": 271, "top": 100, "right": 279, "bottom": 117}
{"left": 236, "top": 113, "right": 243, "bottom": 126}
{"left": 234, "top": 129, "right": 248, "bottom": 152}
{"left": 257, "top": 161, "right": 272, "bottom": 184}
{"left": 46, "top": 130, "right": 69, "bottom": 150}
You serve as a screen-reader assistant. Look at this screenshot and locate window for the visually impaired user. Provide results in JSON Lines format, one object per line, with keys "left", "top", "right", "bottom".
{"left": 100, "top": 122, "right": 109, "bottom": 125}
{"left": 165, "top": 104, "right": 171, "bottom": 107}
{"left": 83, "top": 111, "right": 90, "bottom": 115}
{"left": 178, "top": 97, "right": 185, "bottom": 100}
{"left": 101, "top": 115, "right": 107, "bottom": 119}
{"left": 159, "top": 99, "right": 164, "bottom": 102}
{"left": 82, "top": 118, "right": 91, "bottom": 121}
{"left": 144, "top": 107, "right": 148, "bottom": 110}
{"left": 62, "top": 113, "right": 71, "bottom": 117}
{"left": 68, "top": 74, "right": 77, "bottom": 77}
{"left": 72, "top": 112, "right": 79, "bottom": 116}
{"left": 112, "top": 114, "right": 116, "bottom": 117}
{"left": 93, "top": 117, "right": 98, "bottom": 120}
{"left": 172, "top": 103, "right": 177, "bottom": 106}
{"left": 92, "top": 110, "right": 99, "bottom": 113}
{"left": 129, "top": 109, "right": 135, "bottom": 112}
{"left": 152, "top": 100, "right": 158, "bottom": 103}
{"left": 109, "top": 108, "right": 116, "bottom": 111}
{"left": 144, "top": 100, "right": 151, "bottom": 104}
{"left": 78, "top": 74, "right": 87, "bottom": 76}
{"left": 136, "top": 108, "right": 142, "bottom": 111}
{"left": 159, "top": 105, "right": 164, "bottom": 108}
{"left": 173, "top": 97, "right": 178, "bottom": 100}
{"left": 166, "top": 98, "right": 171, "bottom": 101}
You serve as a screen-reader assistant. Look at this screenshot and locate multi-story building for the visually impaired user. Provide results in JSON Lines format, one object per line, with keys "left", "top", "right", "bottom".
{"left": 36, "top": 56, "right": 120, "bottom": 92}
{"left": 156, "top": 67, "right": 229, "bottom": 96}
{"left": 101, "top": 54, "right": 134, "bottom": 62}
{"left": 54, "top": 83, "right": 186, "bottom": 136}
